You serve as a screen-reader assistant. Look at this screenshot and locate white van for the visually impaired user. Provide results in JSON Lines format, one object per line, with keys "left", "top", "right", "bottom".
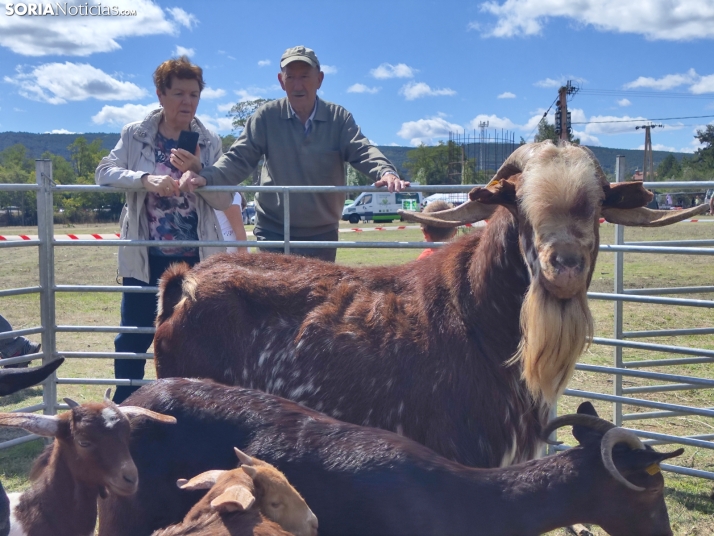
{"left": 342, "top": 191, "right": 423, "bottom": 224}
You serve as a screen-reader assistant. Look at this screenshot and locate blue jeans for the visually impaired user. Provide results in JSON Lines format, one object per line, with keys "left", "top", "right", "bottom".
{"left": 0, "top": 314, "right": 29, "bottom": 358}
{"left": 113, "top": 255, "right": 199, "bottom": 403}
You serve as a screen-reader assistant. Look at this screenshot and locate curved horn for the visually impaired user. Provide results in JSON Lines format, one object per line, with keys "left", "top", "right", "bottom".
{"left": 119, "top": 406, "right": 177, "bottom": 424}
{"left": 600, "top": 428, "right": 646, "bottom": 492}
{"left": 602, "top": 203, "right": 709, "bottom": 227}
{"left": 0, "top": 358, "right": 64, "bottom": 397}
{"left": 541, "top": 414, "right": 616, "bottom": 445}
{"left": 399, "top": 201, "right": 497, "bottom": 227}
{"left": 177, "top": 470, "right": 227, "bottom": 490}
{"left": 104, "top": 388, "right": 112, "bottom": 403}
{"left": 234, "top": 447, "right": 254, "bottom": 467}
{"left": 0, "top": 412, "right": 60, "bottom": 437}
{"left": 64, "top": 397, "right": 79, "bottom": 409}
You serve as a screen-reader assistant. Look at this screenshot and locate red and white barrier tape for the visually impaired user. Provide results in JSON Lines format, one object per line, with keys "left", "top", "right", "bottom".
{"left": 0, "top": 218, "right": 710, "bottom": 242}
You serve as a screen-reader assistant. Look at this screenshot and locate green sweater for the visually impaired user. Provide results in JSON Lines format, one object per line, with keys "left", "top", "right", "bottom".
{"left": 200, "top": 97, "right": 398, "bottom": 236}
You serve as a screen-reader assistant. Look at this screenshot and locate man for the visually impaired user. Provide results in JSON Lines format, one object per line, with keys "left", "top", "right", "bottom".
{"left": 180, "top": 45, "right": 409, "bottom": 261}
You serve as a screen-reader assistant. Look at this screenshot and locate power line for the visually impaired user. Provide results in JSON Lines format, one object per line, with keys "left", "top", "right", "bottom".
{"left": 571, "top": 114, "right": 714, "bottom": 125}
{"left": 578, "top": 88, "right": 714, "bottom": 100}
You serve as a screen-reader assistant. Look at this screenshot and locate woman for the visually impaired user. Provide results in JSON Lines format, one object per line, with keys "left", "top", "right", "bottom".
{"left": 215, "top": 193, "right": 249, "bottom": 253}
{"left": 95, "top": 56, "right": 232, "bottom": 403}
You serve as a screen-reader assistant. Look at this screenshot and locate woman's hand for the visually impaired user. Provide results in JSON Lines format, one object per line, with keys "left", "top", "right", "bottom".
{"left": 170, "top": 146, "right": 202, "bottom": 174}
{"left": 141, "top": 174, "right": 180, "bottom": 197}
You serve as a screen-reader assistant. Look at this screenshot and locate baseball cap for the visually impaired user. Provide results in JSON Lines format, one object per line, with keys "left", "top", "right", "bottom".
{"left": 280, "top": 46, "right": 320, "bottom": 69}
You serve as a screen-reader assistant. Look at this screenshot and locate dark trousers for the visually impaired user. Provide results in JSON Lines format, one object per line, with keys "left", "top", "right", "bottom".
{"left": 113, "top": 255, "right": 198, "bottom": 403}
{"left": 253, "top": 227, "right": 339, "bottom": 263}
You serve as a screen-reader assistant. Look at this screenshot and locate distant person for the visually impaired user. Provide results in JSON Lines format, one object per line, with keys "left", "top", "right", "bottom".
{"left": 0, "top": 314, "right": 40, "bottom": 367}
{"left": 709, "top": 195, "right": 714, "bottom": 215}
{"left": 215, "top": 192, "right": 248, "bottom": 253}
{"left": 417, "top": 200, "right": 457, "bottom": 260}
{"left": 180, "top": 45, "right": 409, "bottom": 262}
{"left": 95, "top": 56, "right": 232, "bottom": 403}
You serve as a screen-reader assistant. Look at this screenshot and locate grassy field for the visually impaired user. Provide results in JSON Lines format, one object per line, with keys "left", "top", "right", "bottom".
{"left": 1, "top": 217, "right": 713, "bottom": 535}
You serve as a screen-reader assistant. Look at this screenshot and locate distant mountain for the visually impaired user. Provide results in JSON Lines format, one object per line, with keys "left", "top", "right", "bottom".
{"left": 0, "top": 131, "right": 689, "bottom": 180}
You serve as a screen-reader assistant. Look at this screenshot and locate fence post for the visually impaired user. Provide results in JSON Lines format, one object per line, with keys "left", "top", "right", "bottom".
{"left": 283, "top": 189, "right": 291, "bottom": 254}
{"left": 613, "top": 155, "right": 626, "bottom": 426}
{"left": 36, "top": 159, "right": 57, "bottom": 416}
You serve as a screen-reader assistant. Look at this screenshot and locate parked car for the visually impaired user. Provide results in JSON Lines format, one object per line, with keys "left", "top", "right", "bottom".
{"left": 342, "top": 191, "right": 422, "bottom": 224}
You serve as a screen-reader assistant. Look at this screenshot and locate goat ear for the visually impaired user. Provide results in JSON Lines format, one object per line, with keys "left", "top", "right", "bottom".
{"left": 469, "top": 174, "right": 520, "bottom": 206}
{"left": 572, "top": 402, "right": 607, "bottom": 447}
{"left": 602, "top": 181, "right": 653, "bottom": 209}
{"left": 576, "top": 401, "right": 599, "bottom": 417}
{"left": 210, "top": 484, "right": 255, "bottom": 513}
{"left": 177, "top": 470, "right": 227, "bottom": 491}
{"left": 616, "top": 447, "right": 684, "bottom": 476}
{"left": 0, "top": 412, "right": 59, "bottom": 437}
{"left": 119, "top": 406, "right": 177, "bottom": 424}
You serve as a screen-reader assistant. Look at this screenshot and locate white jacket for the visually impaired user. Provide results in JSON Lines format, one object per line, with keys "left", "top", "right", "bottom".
{"left": 95, "top": 109, "right": 231, "bottom": 283}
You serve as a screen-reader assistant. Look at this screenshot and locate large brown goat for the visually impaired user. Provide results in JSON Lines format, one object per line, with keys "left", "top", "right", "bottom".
{"left": 154, "top": 141, "right": 708, "bottom": 468}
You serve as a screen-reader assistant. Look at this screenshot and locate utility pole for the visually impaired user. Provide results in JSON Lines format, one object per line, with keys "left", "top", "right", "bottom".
{"left": 635, "top": 123, "right": 664, "bottom": 182}
{"left": 478, "top": 121, "right": 488, "bottom": 174}
{"left": 555, "top": 81, "right": 579, "bottom": 142}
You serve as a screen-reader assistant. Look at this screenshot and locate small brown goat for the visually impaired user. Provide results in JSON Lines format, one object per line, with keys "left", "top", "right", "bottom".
{"left": 152, "top": 448, "right": 317, "bottom": 536}
{"left": 99, "top": 378, "right": 684, "bottom": 536}
{"left": 1, "top": 389, "right": 175, "bottom": 536}
{"left": 1, "top": 358, "right": 64, "bottom": 536}
{"left": 153, "top": 141, "right": 708, "bottom": 469}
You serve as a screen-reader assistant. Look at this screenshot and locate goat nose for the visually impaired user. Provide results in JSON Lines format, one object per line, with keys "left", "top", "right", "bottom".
{"left": 550, "top": 251, "right": 583, "bottom": 272}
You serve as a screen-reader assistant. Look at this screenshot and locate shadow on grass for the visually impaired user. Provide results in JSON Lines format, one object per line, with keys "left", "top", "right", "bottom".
{"left": 0, "top": 439, "right": 45, "bottom": 480}
{"left": 0, "top": 386, "right": 43, "bottom": 408}
{"left": 666, "top": 485, "right": 714, "bottom": 516}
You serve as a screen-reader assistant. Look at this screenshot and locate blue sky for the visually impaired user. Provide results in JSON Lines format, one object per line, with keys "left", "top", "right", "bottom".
{"left": 1, "top": 0, "right": 713, "bottom": 153}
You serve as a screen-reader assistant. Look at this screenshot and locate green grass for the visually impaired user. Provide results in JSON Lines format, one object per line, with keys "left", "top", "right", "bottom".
{"left": 1, "top": 217, "right": 713, "bottom": 535}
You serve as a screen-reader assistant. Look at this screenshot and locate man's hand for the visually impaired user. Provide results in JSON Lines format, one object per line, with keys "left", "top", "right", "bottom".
{"left": 374, "top": 172, "right": 410, "bottom": 193}
{"left": 179, "top": 170, "right": 207, "bottom": 193}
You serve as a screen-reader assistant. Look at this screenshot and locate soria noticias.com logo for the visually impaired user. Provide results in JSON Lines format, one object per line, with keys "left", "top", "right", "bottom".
{"left": 4, "top": 3, "right": 137, "bottom": 16}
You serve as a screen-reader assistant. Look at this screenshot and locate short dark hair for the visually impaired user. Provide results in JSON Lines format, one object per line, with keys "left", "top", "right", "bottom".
{"left": 422, "top": 201, "right": 457, "bottom": 242}
{"left": 153, "top": 56, "right": 205, "bottom": 94}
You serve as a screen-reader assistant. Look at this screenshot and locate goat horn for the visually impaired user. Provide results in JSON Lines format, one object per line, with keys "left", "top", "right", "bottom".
{"left": 64, "top": 397, "right": 79, "bottom": 409}
{"left": 600, "top": 428, "right": 646, "bottom": 492}
{"left": 177, "top": 470, "right": 228, "bottom": 490}
{"left": 602, "top": 203, "right": 709, "bottom": 227}
{"left": 234, "top": 447, "right": 254, "bottom": 466}
{"left": 119, "top": 406, "right": 177, "bottom": 424}
{"left": 0, "top": 412, "right": 60, "bottom": 437}
{"left": 399, "top": 201, "right": 498, "bottom": 227}
{"left": 104, "top": 388, "right": 112, "bottom": 402}
{"left": 541, "top": 414, "right": 616, "bottom": 445}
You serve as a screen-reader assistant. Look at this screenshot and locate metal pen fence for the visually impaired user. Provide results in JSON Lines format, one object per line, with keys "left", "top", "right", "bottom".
{"left": 1, "top": 159, "right": 713, "bottom": 482}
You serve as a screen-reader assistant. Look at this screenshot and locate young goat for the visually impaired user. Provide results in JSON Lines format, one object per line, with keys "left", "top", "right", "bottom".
{"left": 152, "top": 448, "right": 317, "bottom": 536}
{"left": 0, "top": 358, "right": 64, "bottom": 536}
{"left": 1, "top": 389, "right": 175, "bottom": 536}
{"left": 100, "top": 378, "right": 683, "bottom": 536}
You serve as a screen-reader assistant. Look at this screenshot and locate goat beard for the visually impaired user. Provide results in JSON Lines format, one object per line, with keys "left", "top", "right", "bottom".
{"left": 511, "top": 282, "right": 593, "bottom": 406}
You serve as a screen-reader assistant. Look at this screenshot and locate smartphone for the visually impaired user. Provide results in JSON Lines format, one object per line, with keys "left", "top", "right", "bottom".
{"left": 177, "top": 130, "right": 199, "bottom": 155}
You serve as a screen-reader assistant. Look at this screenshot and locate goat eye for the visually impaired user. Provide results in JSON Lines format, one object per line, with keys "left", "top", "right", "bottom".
{"left": 270, "top": 502, "right": 282, "bottom": 509}
{"left": 78, "top": 440, "right": 92, "bottom": 448}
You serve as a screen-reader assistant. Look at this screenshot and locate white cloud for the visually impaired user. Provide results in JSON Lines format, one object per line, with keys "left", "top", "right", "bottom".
{"left": 468, "top": 114, "right": 519, "bottom": 131}
{"left": 497, "top": 92, "right": 516, "bottom": 99}
{"left": 0, "top": 1, "right": 199, "bottom": 57}
{"left": 321, "top": 65, "right": 338, "bottom": 74}
{"left": 235, "top": 89, "right": 264, "bottom": 102}
{"left": 5, "top": 62, "right": 148, "bottom": 104}
{"left": 399, "top": 82, "right": 456, "bottom": 100}
{"left": 216, "top": 103, "right": 234, "bottom": 112}
{"left": 201, "top": 87, "right": 226, "bottom": 99}
{"left": 690, "top": 74, "right": 714, "bottom": 93}
{"left": 370, "top": 63, "right": 417, "bottom": 79}
{"left": 617, "top": 98, "right": 632, "bottom": 107}
{"left": 582, "top": 114, "right": 649, "bottom": 135}
{"left": 534, "top": 76, "right": 586, "bottom": 88}
{"left": 258, "top": 59, "right": 271, "bottom": 67}
{"left": 166, "top": 7, "right": 198, "bottom": 29}
{"left": 475, "top": 0, "right": 714, "bottom": 41}
{"left": 624, "top": 68, "right": 698, "bottom": 90}
{"left": 45, "top": 129, "right": 76, "bottom": 134}
{"left": 174, "top": 45, "right": 195, "bottom": 57}
{"left": 195, "top": 113, "right": 234, "bottom": 133}
{"left": 638, "top": 143, "right": 678, "bottom": 152}
{"left": 572, "top": 130, "right": 601, "bottom": 145}
{"left": 397, "top": 116, "right": 463, "bottom": 146}
{"left": 347, "top": 83, "right": 380, "bottom": 94}
{"left": 92, "top": 103, "right": 158, "bottom": 125}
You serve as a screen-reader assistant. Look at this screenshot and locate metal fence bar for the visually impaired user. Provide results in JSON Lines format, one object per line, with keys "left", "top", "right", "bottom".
{"left": 623, "top": 286, "right": 714, "bottom": 295}
{"left": 564, "top": 389, "right": 714, "bottom": 419}
{"left": 623, "top": 327, "right": 714, "bottom": 338}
